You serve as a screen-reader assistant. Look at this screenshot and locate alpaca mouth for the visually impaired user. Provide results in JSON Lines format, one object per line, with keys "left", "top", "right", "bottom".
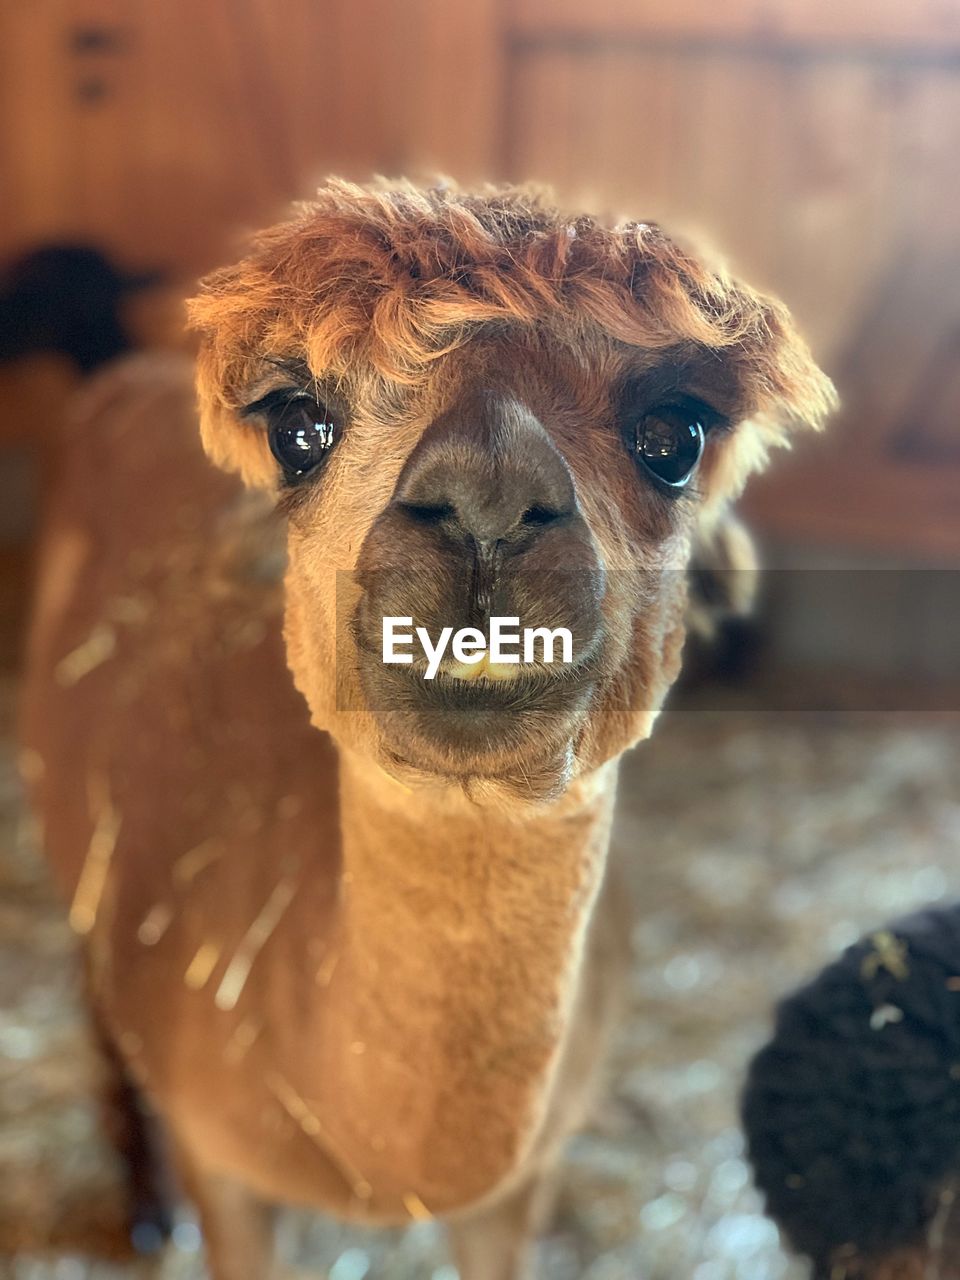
{"left": 359, "top": 640, "right": 603, "bottom": 782}
{"left": 394, "top": 662, "right": 594, "bottom": 713}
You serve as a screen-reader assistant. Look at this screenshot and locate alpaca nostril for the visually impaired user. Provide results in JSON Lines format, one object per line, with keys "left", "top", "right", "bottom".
{"left": 398, "top": 496, "right": 567, "bottom": 545}
{"left": 391, "top": 393, "right": 580, "bottom": 549}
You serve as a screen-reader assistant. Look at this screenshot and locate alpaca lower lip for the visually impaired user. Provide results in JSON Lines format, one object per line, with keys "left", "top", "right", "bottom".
{"left": 360, "top": 652, "right": 600, "bottom": 778}
{"left": 378, "top": 686, "right": 591, "bottom": 780}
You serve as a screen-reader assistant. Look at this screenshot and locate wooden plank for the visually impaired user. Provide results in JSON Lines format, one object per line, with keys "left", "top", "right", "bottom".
{"left": 830, "top": 247, "right": 960, "bottom": 455}
{"left": 505, "top": 41, "right": 960, "bottom": 557}
{"left": 512, "top": 0, "right": 774, "bottom": 42}
{"left": 510, "top": 0, "right": 960, "bottom": 54}
{"left": 505, "top": 46, "right": 909, "bottom": 358}
{"left": 741, "top": 453, "right": 960, "bottom": 562}
{"left": 392, "top": 0, "right": 506, "bottom": 181}
{"left": 507, "top": 48, "right": 582, "bottom": 198}
{"left": 0, "top": 0, "right": 506, "bottom": 271}
{"left": 0, "top": 0, "right": 82, "bottom": 248}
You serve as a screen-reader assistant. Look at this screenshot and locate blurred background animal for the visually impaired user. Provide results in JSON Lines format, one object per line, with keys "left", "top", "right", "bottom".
{"left": 744, "top": 903, "right": 960, "bottom": 1280}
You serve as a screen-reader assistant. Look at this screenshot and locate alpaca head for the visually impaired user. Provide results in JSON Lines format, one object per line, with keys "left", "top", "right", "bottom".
{"left": 189, "top": 180, "right": 834, "bottom": 802}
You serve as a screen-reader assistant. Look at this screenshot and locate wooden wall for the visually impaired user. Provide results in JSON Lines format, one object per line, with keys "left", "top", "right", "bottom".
{"left": 502, "top": 1, "right": 960, "bottom": 560}
{"left": 0, "top": 0, "right": 503, "bottom": 274}
{"left": 1, "top": 0, "right": 958, "bottom": 559}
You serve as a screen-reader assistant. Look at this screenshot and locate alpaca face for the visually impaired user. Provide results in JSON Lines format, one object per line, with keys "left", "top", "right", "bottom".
{"left": 190, "top": 182, "right": 834, "bottom": 801}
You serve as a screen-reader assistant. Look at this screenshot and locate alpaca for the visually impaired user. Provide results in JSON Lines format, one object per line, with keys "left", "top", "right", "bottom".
{"left": 744, "top": 904, "right": 960, "bottom": 1280}
{"left": 19, "top": 180, "right": 834, "bottom": 1279}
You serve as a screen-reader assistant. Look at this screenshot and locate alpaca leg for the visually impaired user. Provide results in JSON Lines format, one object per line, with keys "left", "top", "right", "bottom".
{"left": 448, "top": 1169, "right": 559, "bottom": 1280}
{"left": 173, "top": 1141, "right": 277, "bottom": 1280}
{"left": 91, "top": 1010, "right": 176, "bottom": 1255}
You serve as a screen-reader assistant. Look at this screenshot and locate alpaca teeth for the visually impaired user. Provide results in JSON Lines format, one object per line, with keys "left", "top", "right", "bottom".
{"left": 485, "top": 662, "right": 522, "bottom": 682}
{"left": 444, "top": 657, "right": 520, "bottom": 683}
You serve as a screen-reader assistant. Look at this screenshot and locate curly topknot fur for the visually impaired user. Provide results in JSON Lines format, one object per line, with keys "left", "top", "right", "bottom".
{"left": 743, "top": 904, "right": 960, "bottom": 1277}
{"left": 187, "top": 179, "right": 835, "bottom": 487}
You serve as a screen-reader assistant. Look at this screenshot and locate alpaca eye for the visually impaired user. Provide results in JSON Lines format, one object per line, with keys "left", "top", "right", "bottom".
{"left": 635, "top": 406, "right": 705, "bottom": 488}
{"left": 266, "top": 396, "right": 338, "bottom": 479}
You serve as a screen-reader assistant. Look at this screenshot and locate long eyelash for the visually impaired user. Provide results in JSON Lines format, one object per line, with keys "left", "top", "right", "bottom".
{"left": 262, "top": 355, "right": 313, "bottom": 383}
{"left": 664, "top": 396, "right": 729, "bottom": 434}
{"left": 240, "top": 386, "right": 313, "bottom": 419}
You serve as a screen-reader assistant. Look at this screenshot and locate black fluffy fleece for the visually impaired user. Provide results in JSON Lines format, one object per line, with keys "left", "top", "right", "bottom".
{"left": 743, "top": 904, "right": 960, "bottom": 1273}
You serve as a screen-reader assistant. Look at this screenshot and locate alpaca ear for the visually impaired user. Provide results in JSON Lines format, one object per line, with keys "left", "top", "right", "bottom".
{"left": 689, "top": 276, "right": 838, "bottom": 521}
{"left": 686, "top": 511, "right": 759, "bottom": 639}
{"left": 187, "top": 253, "right": 300, "bottom": 491}
{"left": 191, "top": 348, "right": 280, "bottom": 490}
{"left": 683, "top": 296, "right": 835, "bottom": 634}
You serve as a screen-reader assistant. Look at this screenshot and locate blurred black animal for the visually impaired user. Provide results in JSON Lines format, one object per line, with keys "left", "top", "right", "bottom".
{"left": 0, "top": 243, "right": 157, "bottom": 371}
{"left": 744, "top": 904, "right": 960, "bottom": 1279}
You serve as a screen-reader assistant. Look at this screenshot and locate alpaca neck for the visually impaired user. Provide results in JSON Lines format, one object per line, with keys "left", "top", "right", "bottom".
{"left": 313, "top": 747, "right": 618, "bottom": 1214}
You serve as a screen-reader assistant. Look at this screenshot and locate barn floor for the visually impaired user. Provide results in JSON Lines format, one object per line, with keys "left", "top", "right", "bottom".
{"left": 2, "top": 665, "right": 959, "bottom": 1280}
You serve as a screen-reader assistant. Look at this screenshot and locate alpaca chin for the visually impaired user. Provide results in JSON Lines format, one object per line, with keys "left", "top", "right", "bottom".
{"left": 370, "top": 738, "right": 580, "bottom": 809}
{"left": 370, "top": 694, "right": 593, "bottom": 801}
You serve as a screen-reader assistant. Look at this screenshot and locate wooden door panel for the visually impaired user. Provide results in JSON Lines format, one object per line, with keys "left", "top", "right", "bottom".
{"left": 0, "top": 0, "right": 503, "bottom": 274}
{"left": 505, "top": 25, "right": 960, "bottom": 557}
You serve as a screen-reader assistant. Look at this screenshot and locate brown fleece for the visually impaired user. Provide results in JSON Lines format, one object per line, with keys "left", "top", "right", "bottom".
{"left": 21, "top": 180, "right": 834, "bottom": 1279}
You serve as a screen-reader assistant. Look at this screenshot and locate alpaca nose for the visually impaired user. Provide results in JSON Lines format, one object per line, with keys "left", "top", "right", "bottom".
{"left": 392, "top": 394, "right": 577, "bottom": 550}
